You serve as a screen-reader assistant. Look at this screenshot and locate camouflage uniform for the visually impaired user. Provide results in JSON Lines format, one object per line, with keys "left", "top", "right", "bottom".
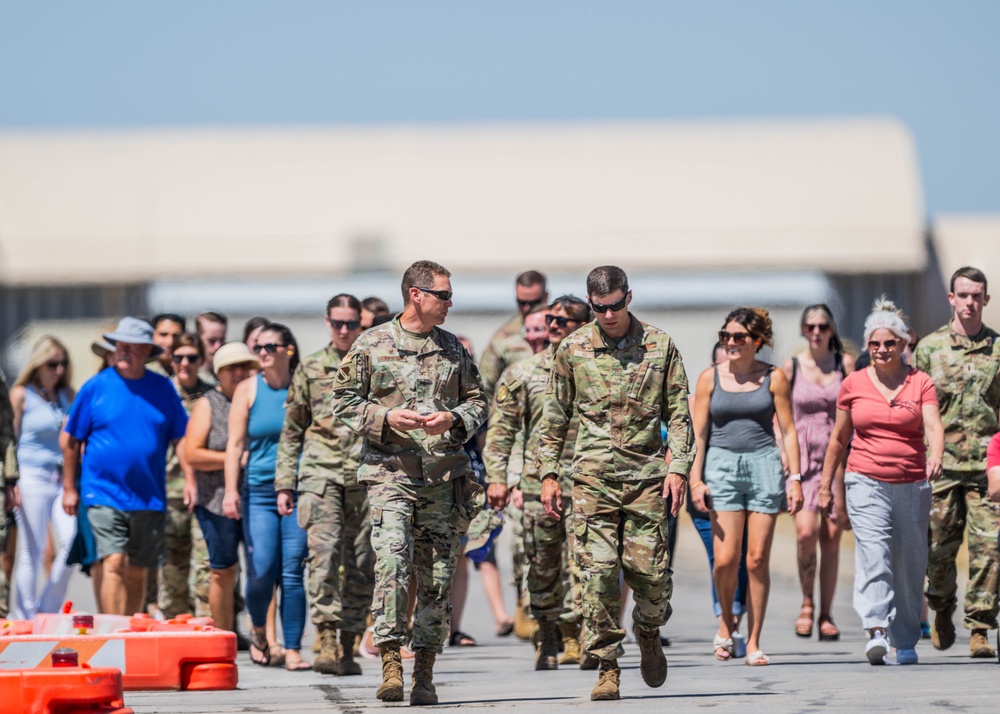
{"left": 157, "top": 377, "right": 213, "bottom": 618}
{"left": 330, "top": 317, "right": 488, "bottom": 653}
{"left": 537, "top": 315, "right": 694, "bottom": 660}
{"left": 484, "top": 347, "right": 577, "bottom": 623}
{"left": 915, "top": 324, "right": 1000, "bottom": 630}
{"left": 480, "top": 315, "right": 534, "bottom": 599}
{"left": 276, "top": 343, "right": 374, "bottom": 635}
{"left": 0, "top": 373, "right": 19, "bottom": 617}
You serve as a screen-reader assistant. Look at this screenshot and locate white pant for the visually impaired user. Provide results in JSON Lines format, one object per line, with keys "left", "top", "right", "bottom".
{"left": 11, "top": 468, "right": 77, "bottom": 619}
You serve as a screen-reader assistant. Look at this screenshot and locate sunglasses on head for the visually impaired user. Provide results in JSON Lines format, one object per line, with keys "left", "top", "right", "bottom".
{"left": 46, "top": 360, "right": 68, "bottom": 369}
{"left": 171, "top": 354, "right": 201, "bottom": 365}
{"left": 867, "top": 339, "right": 899, "bottom": 351}
{"left": 415, "top": 286, "right": 453, "bottom": 301}
{"left": 545, "top": 314, "right": 577, "bottom": 328}
{"left": 804, "top": 323, "right": 831, "bottom": 333}
{"left": 252, "top": 343, "right": 287, "bottom": 355}
{"left": 517, "top": 297, "right": 544, "bottom": 308}
{"left": 589, "top": 295, "right": 629, "bottom": 314}
{"left": 718, "top": 330, "right": 753, "bottom": 346}
{"left": 328, "top": 319, "right": 361, "bottom": 330}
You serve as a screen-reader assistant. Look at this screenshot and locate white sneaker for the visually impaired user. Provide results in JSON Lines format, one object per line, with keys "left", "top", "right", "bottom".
{"left": 865, "top": 633, "right": 889, "bottom": 665}
{"left": 895, "top": 648, "right": 918, "bottom": 665}
{"left": 732, "top": 631, "right": 747, "bottom": 659}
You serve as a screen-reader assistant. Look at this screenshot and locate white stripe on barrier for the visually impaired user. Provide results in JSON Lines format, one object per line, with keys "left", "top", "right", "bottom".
{"left": 87, "top": 639, "right": 126, "bottom": 671}
{"left": 0, "top": 641, "right": 57, "bottom": 669}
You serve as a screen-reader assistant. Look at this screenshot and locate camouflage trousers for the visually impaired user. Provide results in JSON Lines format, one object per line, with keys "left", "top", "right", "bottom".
{"left": 573, "top": 475, "right": 673, "bottom": 660}
{"left": 506, "top": 499, "right": 528, "bottom": 599}
{"left": 559, "top": 508, "right": 583, "bottom": 624}
{"left": 298, "top": 484, "right": 374, "bottom": 634}
{"left": 522, "top": 497, "right": 566, "bottom": 621}
{"left": 927, "top": 470, "right": 1000, "bottom": 630}
{"left": 156, "top": 498, "right": 202, "bottom": 618}
{"left": 368, "top": 480, "right": 463, "bottom": 654}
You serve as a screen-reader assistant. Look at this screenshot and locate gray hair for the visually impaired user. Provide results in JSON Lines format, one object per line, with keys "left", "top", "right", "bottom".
{"left": 863, "top": 296, "right": 910, "bottom": 343}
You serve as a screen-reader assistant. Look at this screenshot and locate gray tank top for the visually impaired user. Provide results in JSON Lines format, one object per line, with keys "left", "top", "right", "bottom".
{"left": 195, "top": 388, "right": 233, "bottom": 515}
{"left": 708, "top": 366, "right": 777, "bottom": 452}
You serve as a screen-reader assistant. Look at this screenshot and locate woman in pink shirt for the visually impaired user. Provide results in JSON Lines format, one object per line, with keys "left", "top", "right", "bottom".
{"left": 818, "top": 298, "right": 943, "bottom": 667}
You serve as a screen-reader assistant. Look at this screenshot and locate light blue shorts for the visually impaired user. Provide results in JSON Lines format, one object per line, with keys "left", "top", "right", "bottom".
{"left": 704, "top": 444, "right": 786, "bottom": 514}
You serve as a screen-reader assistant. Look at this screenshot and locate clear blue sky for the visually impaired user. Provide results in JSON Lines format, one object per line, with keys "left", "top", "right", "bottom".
{"left": 2, "top": 1, "right": 997, "bottom": 214}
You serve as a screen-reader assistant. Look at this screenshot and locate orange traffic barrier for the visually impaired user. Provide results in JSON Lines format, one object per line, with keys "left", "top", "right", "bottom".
{"left": 0, "top": 662, "right": 133, "bottom": 714}
{"left": 0, "top": 629, "right": 237, "bottom": 691}
{"left": 128, "top": 613, "right": 215, "bottom": 632}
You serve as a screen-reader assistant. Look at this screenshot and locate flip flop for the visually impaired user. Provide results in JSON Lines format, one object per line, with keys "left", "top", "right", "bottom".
{"left": 249, "top": 631, "right": 271, "bottom": 667}
{"left": 818, "top": 616, "right": 840, "bottom": 642}
{"left": 795, "top": 606, "right": 814, "bottom": 638}
{"left": 450, "top": 630, "right": 477, "bottom": 647}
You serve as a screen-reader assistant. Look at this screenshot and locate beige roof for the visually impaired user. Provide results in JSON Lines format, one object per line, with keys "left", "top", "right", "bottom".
{"left": 0, "top": 118, "right": 925, "bottom": 284}
{"left": 931, "top": 214, "right": 1000, "bottom": 327}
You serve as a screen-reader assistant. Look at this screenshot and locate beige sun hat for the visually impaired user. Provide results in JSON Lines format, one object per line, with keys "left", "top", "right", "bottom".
{"left": 213, "top": 342, "right": 259, "bottom": 372}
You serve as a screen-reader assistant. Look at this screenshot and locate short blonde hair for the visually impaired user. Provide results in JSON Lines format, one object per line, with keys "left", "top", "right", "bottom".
{"left": 863, "top": 296, "right": 910, "bottom": 343}
{"left": 14, "top": 335, "right": 73, "bottom": 392}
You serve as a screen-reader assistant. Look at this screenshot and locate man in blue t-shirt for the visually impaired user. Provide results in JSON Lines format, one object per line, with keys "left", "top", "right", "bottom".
{"left": 62, "top": 317, "right": 188, "bottom": 616}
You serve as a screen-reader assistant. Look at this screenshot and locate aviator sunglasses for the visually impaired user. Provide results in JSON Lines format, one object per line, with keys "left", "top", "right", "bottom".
{"left": 867, "top": 339, "right": 899, "bottom": 351}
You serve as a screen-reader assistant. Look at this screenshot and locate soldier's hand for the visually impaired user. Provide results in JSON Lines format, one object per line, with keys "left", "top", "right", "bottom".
{"left": 421, "top": 411, "right": 454, "bottom": 436}
{"left": 388, "top": 408, "right": 427, "bottom": 431}
{"left": 487, "top": 483, "right": 509, "bottom": 509}
{"left": 61, "top": 486, "right": 78, "bottom": 517}
{"left": 277, "top": 489, "right": 295, "bottom": 516}
{"left": 511, "top": 486, "right": 524, "bottom": 510}
{"left": 787, "top": 480, "right": 804, "bottom": 515}
{"left": 663, "top": 474, "right": 686, "bottom": 517}
{"left": 541, "top": 477, "right": 562, "bottom": 520}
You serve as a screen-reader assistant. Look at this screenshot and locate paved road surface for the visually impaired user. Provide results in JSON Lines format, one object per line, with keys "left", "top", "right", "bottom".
{"left": 60, "top": 516, "right": 994, "bottom": 713}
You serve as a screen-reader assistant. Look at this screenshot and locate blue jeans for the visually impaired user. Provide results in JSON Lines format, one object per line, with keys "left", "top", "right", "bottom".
{"left": 691, "top": 514, "right": 748, "bottom": 618}
{"left": 242, "top": 482, "right": 308, "bottom": 649}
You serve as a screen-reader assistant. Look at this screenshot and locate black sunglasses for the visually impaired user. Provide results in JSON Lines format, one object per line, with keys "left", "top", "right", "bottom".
{"left": 517, "top": 297, "right": 545, "bottom": 308}
{"left": 545, "top": 314, "right": 577, "bottom": 328}
{"left": 589, "top": 295, "right": 628, "bottom": 314}
{"left": 328, "top": 319, "right": 361, "bottom": 330}
{"left": 867, "top": 339, "right": 899, "bottom": 351}
{"left": 46, "top": 360, "right": 69, "bottom": 369}
{"left": 415, "top": 286, "right": 453, "bottom": 301}
{"left": 718, "top": 330, "right": 753, "bottom": 346}
{"left": 252, "top": 343, "right": 287, "bottom": 355}
{"left": 171, "top": 354, "right": 201, "bottom": 365}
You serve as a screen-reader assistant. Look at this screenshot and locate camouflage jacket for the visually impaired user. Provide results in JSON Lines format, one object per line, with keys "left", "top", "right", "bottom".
{"left": 483, "top": 347, "right": 576, "bottom": 496}
{"left": 537, "top": 314, "right": 695, "bottom": 483}
{"left": 165, "top": 377, "right": 214, "bottom": 500}
{"left": 330, "top": 316, "right": 489, "bottom": 486}
{"left": 914, "top": 323, "right": 1000, "bottom": 472}
{"left": 479, "top": 314, "right": 534, "bottom": 398}
{"left": 276, "top": 343, "right": 363, "bottom": 493}
{"left": 0, "top": 371, "right": 18, "bottom": 487}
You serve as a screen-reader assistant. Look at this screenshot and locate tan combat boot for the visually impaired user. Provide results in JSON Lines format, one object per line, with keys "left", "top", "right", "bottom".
{"left": 514, "top": 597, "right": 538, "bottom": 641}
{"left": 635, "top": 625, "right": 667, "bottom": 687}
{"left": 376, "top": 643, "right": 404, "bottom": 702}
{"left": 409, "top": 651, "right": 438, "bottom": 706}
{"left": 312, "top": 624, "right": 341, "bottom": 675}
{"left": 932, "top": 608, "right": 956, "bottom": 651}
{"left": 558, "top": 621, "right": 581, "bottom": 665}
{"left": 335, "top": 630, "right": 363, "bottom": 675}
{"left": 534, "top": 619, "right": 560, "bottom": 671}
{"left": 970, "top": 629, "right": 997, "bottom": 658}
{"left": 590, "top": 659, "right": 621, "bottom": 701}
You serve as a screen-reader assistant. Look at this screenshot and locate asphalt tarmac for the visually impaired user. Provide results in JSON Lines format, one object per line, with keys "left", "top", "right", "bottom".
{"left": 62, "top": 515, "right": 995, "bottom": 713}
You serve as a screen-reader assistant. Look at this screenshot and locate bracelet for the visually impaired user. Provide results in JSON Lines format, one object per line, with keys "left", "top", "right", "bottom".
{"left": 787, "top": 473, "right": 802, "bottom": 482}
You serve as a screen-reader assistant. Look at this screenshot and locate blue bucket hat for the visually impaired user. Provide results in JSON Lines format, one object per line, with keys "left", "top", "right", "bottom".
{"left": 102, "top": 317, "right": 164, "bottom": 357}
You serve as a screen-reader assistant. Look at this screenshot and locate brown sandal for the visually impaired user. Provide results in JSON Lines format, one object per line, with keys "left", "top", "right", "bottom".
{"left": 818, "top": 616, "right": 840, "bottom": 641}
{"left": 795, "top": 606, "right": 814, "bottom": 638}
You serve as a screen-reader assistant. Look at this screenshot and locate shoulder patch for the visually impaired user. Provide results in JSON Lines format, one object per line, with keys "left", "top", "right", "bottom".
{"left": 335, "top": 363, "right": 353, "bottom": 385}
{"left": 496, "top": 384, "right": 511, "bottom": 403}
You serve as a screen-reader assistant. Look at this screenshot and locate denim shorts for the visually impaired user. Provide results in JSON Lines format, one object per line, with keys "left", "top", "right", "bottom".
{"left": 704, "top": 444, "right": 787, "bottom": 514}
{"left": 87, "top": 506, "right": 165, "bottom": 568}
{"left": 195, "top": 506, "right": 243, "bottom": 569}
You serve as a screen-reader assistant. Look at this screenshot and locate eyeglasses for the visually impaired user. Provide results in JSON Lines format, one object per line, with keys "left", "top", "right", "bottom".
{"left": 171, "top": 354, "right": 201, "bottom": 365}
{"left": 415, "top": 286, "right": 453, "bottom": 301}
{"left": 328, "top": 319, "right": 361, "bottom": 330}
{"left": 524, "top": 325, "right": 548, "bottom": 334}
{"left": 517, "top": 297, "right": 544, "bottom": 309}
{"left": 804, "top": 323, "right": 831, "bottom": 333}
{"left": 46, "top": 360, "right": 68, "bottom": 369}
{"left": 718, "top": 331, "right": 753, "bottom": 346}
{"left": 252, "top": 343, "right": 287, "bottom": 355}
{"left": 867, "top": 339, "right": 899, "bottom": 351}
{"left": 545, "top": 314, "right": 578, "bottom": 328}
{"left": 589, "top": 295, "right": 629, "bottom": 314}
